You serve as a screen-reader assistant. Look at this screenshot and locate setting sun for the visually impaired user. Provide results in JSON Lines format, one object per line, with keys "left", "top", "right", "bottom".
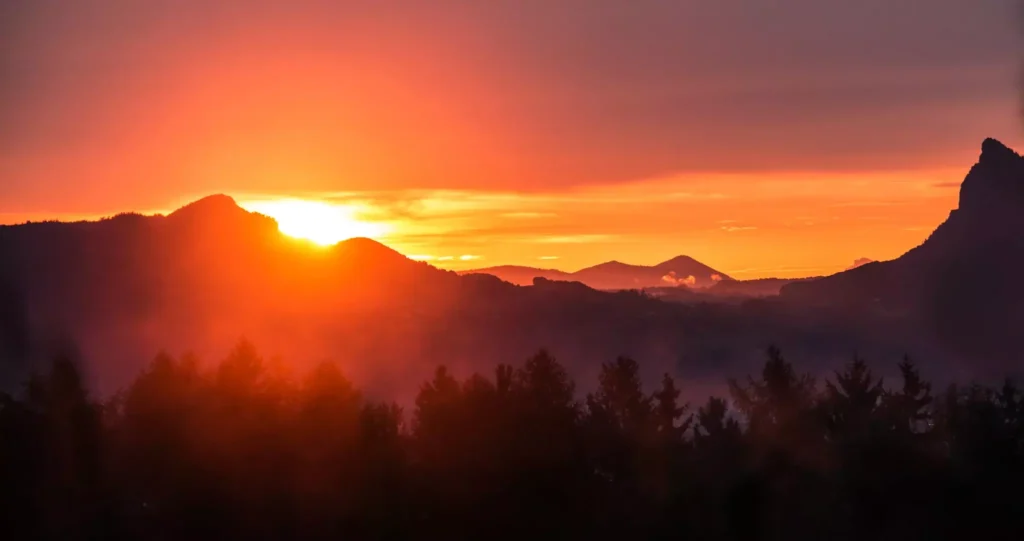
{"left": 241, "top": 199, "right": 388, "bottom": 246}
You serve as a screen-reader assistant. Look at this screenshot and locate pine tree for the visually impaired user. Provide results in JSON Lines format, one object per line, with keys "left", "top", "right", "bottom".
{"left": 653, "top": 373, "right": 692, "bottom": 442}
{"left": 823, "top": 355, "right": 884, "bottom": 443}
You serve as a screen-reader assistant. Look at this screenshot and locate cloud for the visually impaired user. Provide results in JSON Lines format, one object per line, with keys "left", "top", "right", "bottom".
{"left": 424, "top": 254, "right": 481, "bottom": 263}
{"left": 1, "top": 0, "right": 1017, "bottom": 211}
{"left": 662, "top": 272, "right": 696, "bottom": 287}
{"left": 500, "top": 212, "right": 557, "bottom": 219}
{"left": 846, "top": 257, "right": 875, "bottom": 270}
{"left": 721, "top": 226, "right": 757, "bottom": 232}
{"left": 932, "top": 181, "right": 961, "bottom": 188}
{"left": 538, "top": 256, "right": 559, "bottom": 260}
{"left": 711, "top": 274, "right": 724, "bottom": 282}
{"left": 535, "top": 234, "right": 618, "bottom": 244}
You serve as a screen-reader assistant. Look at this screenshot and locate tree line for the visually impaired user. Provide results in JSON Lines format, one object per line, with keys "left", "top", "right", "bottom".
{"left": 1, "top": 341, "right": 1022, "bottom": 540}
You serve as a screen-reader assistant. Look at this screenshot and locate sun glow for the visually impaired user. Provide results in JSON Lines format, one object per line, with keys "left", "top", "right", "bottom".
{"left": 241, "top": 199, "right": 388, "bottom": 246}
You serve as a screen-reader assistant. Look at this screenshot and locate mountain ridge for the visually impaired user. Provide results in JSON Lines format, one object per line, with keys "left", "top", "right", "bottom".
{"left": 463, "top": 254, "right": 731, "bottom": 290}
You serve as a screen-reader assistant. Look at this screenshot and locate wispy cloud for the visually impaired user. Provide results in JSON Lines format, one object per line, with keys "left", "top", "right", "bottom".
{"left": 228, "top": 164, "right": 957, "bottom": 280}
{"left": 534, "top": 234, "right": 619, "bottom": 244}
{"left": 500, "top": 211, "right": 557, "bottom": 219}
{"left": 828, "top": 201, "right": 909, "bottom": 208}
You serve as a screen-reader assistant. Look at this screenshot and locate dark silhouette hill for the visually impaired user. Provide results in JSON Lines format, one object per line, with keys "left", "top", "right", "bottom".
{"left": 5, "top": 199, "right": 755, "bottom": 396}
{"left": 0, "top": 195, "right": 465, "bottom": 392}
{"left": 464, "top": 255, "right": 730, "bottom": 289}
{"left": 782, "top": 138, "right": 1024, "bottom": 368}
{"left": 0, "top": 194, "right": 906, "bottom": 397}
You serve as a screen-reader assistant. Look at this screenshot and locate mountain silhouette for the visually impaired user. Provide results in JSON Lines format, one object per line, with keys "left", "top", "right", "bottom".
{"left": 0, "top": 195, "right": 467, "bottom": 391}
{"left": 782, "top": 138, "right": 1024, "bottom": 367}
{"left": 3, "top": 140, "right": 1020, "bottom": 399}
{"left": 465, "top": 255, "right": 730, "bottom": 289}
{"left": 0, "top": 193, "right": 920, "bottom": 397}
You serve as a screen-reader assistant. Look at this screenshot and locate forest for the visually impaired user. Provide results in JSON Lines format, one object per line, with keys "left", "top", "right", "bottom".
{"left": 1, "top": 342, "right": 1022, "bottom": 541}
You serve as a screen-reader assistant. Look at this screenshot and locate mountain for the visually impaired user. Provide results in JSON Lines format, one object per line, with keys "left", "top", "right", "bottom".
{"left": 464, "top": 255, "right": 730, "bottom": 290}
{"left": 0, "top": 195, "right": 464, "bottom": 392}
{"left": 5, "top": 198, "right": 762, "bottom": 397}
{"left": 782, "top": 138, "right": 1024, "bottom": 367}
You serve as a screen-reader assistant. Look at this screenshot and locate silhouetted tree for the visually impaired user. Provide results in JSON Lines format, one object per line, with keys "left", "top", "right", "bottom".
{"left": 727, "top": 346, "right": 836, "bottom": 540}
{"left": 584, "top": 357, "right": 656, "bottom": 534}
{"left": 22, "top": 355, "right": 104, "bottom": 540}
{"left": 0, "top": 341, "right": 1023, "bottom": 540}
{"left": 823, "top": 355, "right": 884, "bottom": 444}
{"left": 729, "top": 345, "right": 819, "bottom": 456}
{"left": 652, "top": 373, "right": 692, "bottom": 443}
{"left": 882, "top": 356, "right": 933, "bottom": 436}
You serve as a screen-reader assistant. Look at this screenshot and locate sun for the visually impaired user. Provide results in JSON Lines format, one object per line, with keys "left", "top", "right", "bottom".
{"left": 241, "top": 199, "right": 388, "bottom": 246}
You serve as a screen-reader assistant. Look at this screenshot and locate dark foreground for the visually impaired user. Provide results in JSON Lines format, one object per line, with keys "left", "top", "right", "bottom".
{"left": 2, "top": 342, "right": 1022, "bottom": 540}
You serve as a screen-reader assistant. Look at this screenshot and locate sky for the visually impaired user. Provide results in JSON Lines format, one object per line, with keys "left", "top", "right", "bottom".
{"left": 1, "top": 0, "right": 1022, "bottom": 278}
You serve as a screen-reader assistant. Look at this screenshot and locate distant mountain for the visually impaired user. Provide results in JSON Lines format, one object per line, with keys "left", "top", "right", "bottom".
{"left": 782, "top": 138, "right": 1024, "bottom": 368}
{"left": 461, "top": 265, "right": 572, "bottom": 285}
{"left": 845, "top": 258, "right": 875, "bottom": 271}
{"left": 464, "top": 255, "right": 730, "bottom": 289}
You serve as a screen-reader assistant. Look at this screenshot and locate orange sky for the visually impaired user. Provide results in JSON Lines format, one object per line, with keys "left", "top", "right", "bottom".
{"left": 1, "top": 1, "right": 1021, "bottom": 278}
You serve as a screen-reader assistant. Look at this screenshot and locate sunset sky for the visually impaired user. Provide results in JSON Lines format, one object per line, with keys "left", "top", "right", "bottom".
{"left": 2, "top": 0, "right": 1021, "bottom": 278}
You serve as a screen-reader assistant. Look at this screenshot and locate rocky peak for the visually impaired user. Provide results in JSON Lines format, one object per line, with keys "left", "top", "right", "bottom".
{"left": 958, "top": 138, "right": 1024, "bottom": 216}
{"left": 980, "top": 137, "right": 1020, "bottom": 163}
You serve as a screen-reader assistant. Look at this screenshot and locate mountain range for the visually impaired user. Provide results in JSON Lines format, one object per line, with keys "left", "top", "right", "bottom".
{"left": 464, "top": 256, "right": 731, "bottom": 290}
{"left": 1, "top": 138, "right": 1022, "bottom": 396}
